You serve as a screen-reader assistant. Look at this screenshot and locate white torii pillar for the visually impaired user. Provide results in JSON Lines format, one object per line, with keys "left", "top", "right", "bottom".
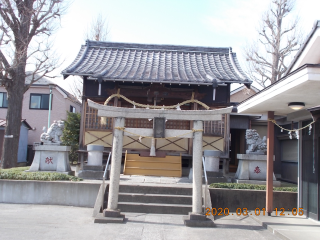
{"left": 88, "top": 100, "right": 232, "bottom": 222}
{"left": 192, "top": 120, "right": 203, "bottom": 214}
{"left": 107, "top": 117, "right": 125, "bottom": 211}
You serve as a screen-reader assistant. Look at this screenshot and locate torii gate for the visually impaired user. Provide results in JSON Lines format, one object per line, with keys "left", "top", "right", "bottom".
{"left": 88, "top": 100, "right": 232, "bottom": 225}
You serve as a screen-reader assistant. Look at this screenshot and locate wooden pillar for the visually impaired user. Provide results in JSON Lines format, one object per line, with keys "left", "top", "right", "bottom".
{"left": 79, "top": 97, "right": 86, "bottom": 149}
{"left": 266, "top": 111, "right": 274, "bottom": 215}
{"left": 78, "top": 97, "right": 87, "bottom": 169}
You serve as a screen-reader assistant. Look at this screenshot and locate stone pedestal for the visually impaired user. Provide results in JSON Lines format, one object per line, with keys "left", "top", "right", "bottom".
{"left": 29, "top": 145, "right": 73, "bottom": 175}
{"left": 87, "top": 144, "right": 104, "bottom": 166}
{"left": 78, "top": 144, "right": 105, "bottom": 180}
{"left": 203, "top": 150, "right": 226, "bottom": 184}
{"left": 235, "top": 154, "right": 279, "bottom": 185}
{"left": 204, "top": 150, "right": 220, "bottom": 172}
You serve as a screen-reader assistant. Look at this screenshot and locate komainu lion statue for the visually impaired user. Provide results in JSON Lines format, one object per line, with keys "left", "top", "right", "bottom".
{"left": 245, "top": 129, "right": 267, "bottom": 155}
{"left": 40, "top": 120, "right": 65, "bottom": 145}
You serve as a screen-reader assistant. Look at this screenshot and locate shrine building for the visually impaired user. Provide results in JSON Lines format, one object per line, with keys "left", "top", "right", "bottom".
{"left": 62, "top": 41, "right": 252, "bottom": 177}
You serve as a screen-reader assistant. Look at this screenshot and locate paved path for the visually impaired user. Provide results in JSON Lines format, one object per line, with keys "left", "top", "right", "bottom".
{"left": 250, "top": 211, "right": 320, "bottom": 240}
{"left": 0, "top": 203, "right": 278, "bottom": 240}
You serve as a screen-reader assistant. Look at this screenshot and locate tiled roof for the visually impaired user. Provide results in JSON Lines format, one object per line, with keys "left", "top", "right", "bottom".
{"left": 62, "top": 41, "right": 252, "bottom": 86}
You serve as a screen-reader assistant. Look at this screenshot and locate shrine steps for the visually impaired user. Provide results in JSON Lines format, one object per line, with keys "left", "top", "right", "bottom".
{"left": 117, "top": 184, "right": 192, "bottom": 215}
{"left": 123, "top": 153, "right": 182, "bottom": 177}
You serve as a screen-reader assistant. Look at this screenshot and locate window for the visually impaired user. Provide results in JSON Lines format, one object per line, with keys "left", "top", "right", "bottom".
{"left": 30, "top": 94, "right": 51, "bottom": 110}
{"left": 70, "top": 105, "right": 76, "bottom": 113}
{"left": 0, "top": 92, "right": 8, "bottom": 108}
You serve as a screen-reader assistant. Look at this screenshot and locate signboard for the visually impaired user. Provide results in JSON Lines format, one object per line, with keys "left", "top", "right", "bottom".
{"left": 154, "top": 117, "right": 165, "bottom": 138}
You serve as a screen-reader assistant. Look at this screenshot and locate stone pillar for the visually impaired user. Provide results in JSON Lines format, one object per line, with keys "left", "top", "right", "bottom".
{"left": 192, "top": 120, "right": 203, "bottom": 214}
{"left": 107, "top": 117, "right": 125, "bottom": 211}
{"left": 184, "top": 120, "right": 213, "bottom": 227}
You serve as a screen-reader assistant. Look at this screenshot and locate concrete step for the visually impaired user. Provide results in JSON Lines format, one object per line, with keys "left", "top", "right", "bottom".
{"left": 118, "top": 192, "right": 192, "bottom": 205}
{"left": 118, "top": 202, "right": 192, "bottom": 215}
{"left": 78, "top": 170, "right": 104, "bottom": 180}
{"left": 206, "top": 171, "right": 223, "bottom": 178}
{"left": 119, "top": 184, "right": 192, "bottom": 195}
{"left": 203, "top": 176, "right": 228, "bottom": 184}
{"left": 115, "top": 184, "right": 193, "bottom": 215}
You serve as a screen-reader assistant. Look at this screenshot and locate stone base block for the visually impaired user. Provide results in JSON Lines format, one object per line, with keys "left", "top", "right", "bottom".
{"left": 83, "top": 165, "right": 104, "bottom": 171}
{"left": 103, "top": 209, "right": 125, "bottom": 219}
{"left": 183, "top": 213, "right": 214, "bottom": 228}
{"left": 78, "top": 170, "right": 104, "bottom": 179}
{"left": 236, "top": 179, "right": 281, "bottom": 187}
{"left": 29, "top": 145, "right": 72, "bottom": 172}
{"left": 94, "top": 213, "right": 125, "bottom": 224}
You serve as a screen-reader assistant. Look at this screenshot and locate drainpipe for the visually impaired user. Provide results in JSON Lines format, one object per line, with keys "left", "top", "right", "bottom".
{"left": 48, "top": 85, "right": 53, "bottom": 129}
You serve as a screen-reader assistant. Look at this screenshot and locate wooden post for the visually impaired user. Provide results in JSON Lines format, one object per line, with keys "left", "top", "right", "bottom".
{"left": 266, "top": 111, "right": 274, "bottom": 215}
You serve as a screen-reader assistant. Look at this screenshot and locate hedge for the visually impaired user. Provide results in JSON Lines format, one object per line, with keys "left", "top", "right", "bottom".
{"left": 209, "top": 183, "right": 297, "bottom": 192}
{"left": 0, "top": 167, "right": 82, "bottom": 182}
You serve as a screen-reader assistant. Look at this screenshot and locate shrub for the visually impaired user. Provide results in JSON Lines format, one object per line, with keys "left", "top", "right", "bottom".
{"left": 0, "top": 167, "right": 82, "bottom": 181}
{"left": 209, "top": 183, "right": 297, "bottom": 192}
{"left": 61, "top": 111, "right": 81, "bottom": 163}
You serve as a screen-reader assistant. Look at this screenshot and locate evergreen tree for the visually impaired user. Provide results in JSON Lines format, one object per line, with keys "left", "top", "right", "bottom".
{"left": 61, "top": 112, "right": 81, "bottom": 163}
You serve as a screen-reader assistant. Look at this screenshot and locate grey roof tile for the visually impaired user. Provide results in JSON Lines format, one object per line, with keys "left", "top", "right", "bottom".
{"left": 62, "top": 41, "right": 252, "bottom": 85}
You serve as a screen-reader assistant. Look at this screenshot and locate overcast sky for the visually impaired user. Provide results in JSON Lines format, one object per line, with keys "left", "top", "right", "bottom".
{"left": 51, "top": 0, "right": 320, "bottom": 91}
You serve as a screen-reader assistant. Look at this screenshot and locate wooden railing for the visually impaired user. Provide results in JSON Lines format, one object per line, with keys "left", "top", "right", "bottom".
{"left": 85, "top": 103, "right": 113, "bottom": 130}
{"left": 203, "top": 114, "right": 226, "bottom": 136}
{"left": 84, "top": 102, "right": 226, "bottom": 136}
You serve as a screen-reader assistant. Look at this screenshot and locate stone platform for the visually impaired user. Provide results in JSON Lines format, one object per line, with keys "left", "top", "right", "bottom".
{"left": 235, "top": 154, "right": 276, "bottom": 181}
{"left": 29, "top": 145, "right": 72, "bottom": 173}
{"left": 78, "top": 165, "right": 105, "bottom": 180}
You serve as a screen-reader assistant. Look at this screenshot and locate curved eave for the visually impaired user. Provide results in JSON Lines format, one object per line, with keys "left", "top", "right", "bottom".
{"left": 62, "top": 72, "right": 251, "bottom": 86}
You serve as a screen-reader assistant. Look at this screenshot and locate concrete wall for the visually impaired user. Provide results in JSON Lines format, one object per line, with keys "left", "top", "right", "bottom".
{"left": 0, "top": 180, "right": 100, "bottom": 208}
{"left": 210, "top": 188, "right": 297, "bottom": 211}
{"left": 0, "top": 86, "right": 81, "bottom": 145}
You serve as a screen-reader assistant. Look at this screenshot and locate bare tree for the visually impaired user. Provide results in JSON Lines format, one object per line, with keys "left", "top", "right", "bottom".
{"left": 84, "top": 13, "right": 109, "bottom": 41}
{"left": 69, "top": 13, "right": 109, "bottom": 100}
{"left": 0, "top": 0, "right": 67, "bottom": 169}
{"left": 244, "top": 0, "right": 303, "bottom": 88}
{"left": 68, "top": 75, "right": 83, "bottom": 100}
